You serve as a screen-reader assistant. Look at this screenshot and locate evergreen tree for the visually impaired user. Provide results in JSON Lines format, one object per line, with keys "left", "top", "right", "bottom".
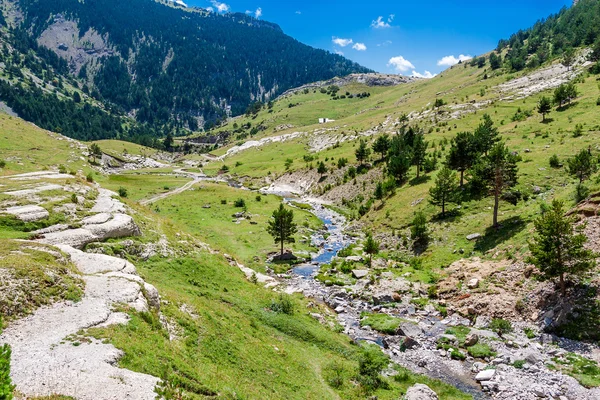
{"left": 472, "top": 143, "right": 519, "bottom": 228}
{"left": 363, "top": 233, "right": 379, "bottom": 266}
{"left": 473, "top": 114, "right": 500, "bottom": 155}
{"left": 355, "top": 139, "right": 371, "bottom": 165}
{"left": 163, "top": 133, "right": 174, "bottom": 152}
{"left": 537, "top": 96, "right": 552, "bottom": 122}
{"left": 374, "top": 181, "right": 384, "bottom": 201}
{"left": 267, "top": 204, "right": 298, "bottom": 256}
{"left": 447, "top": 131, "right": 477, "bottom": 187}
{"left": 411, "top": 211, "right": 429, "bottom": 249}
{"left": 528, "top": 200, "right": 596, "bottom": 296}
{"left": 0, "top": 344, "right": 14, "bottom": 400}
{"left": 89, "top": 143, "right": 103, "bottom": 163}
{"left": 562, "top": 47, "right": 576, "bottom": 71}
{"left": 489, "top": 52, "right": 502, "bottom": 70}
{"left": 317, "top": 161, "right": 327, "bottom": 177}
{"left": 568, "top": 148, "right": 596, "bottom": 184}
{"left": 372, "top": 134, "right": 390, "bottom": 162}
{"left": 411, "top": 133, "right": 428, "bottom": 178}
{"left": 429, "top": 167, "right": 459, "bottom": 217}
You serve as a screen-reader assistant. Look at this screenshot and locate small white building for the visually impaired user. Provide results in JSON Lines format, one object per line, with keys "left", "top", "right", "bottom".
{"left": 318, "top": 118, "right": 335, "bottom": 124}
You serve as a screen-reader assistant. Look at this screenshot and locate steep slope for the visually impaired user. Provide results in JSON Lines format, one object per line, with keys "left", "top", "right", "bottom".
{"left": 6, "top": 0, "right": 370, "bottom": 132}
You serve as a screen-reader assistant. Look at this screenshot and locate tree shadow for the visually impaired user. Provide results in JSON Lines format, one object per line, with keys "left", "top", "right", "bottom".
{"left": 474, "top": 216, "right": 527, "bottom": 253}
{"left": 431, "top": 208, "right": 463, "bottom": 224}
{"left": 557, "top": 102, "right": 579, "bottom": 112}
{"left": 541, "top": 118, "right": 554, "bottom": 124}
{"left": 409, "top": 175, "right": 431, "bottom": 186}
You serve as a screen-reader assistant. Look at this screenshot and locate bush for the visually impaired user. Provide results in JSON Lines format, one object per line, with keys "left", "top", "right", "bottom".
{"left": 58, "top": 164, "right": 67, "bottom": 174}
{"left": 0, "top": 160, "right": 5, "bottom": 169}
{"left": 0, "top": 344, "right": 14, "bottom": 400}
{"left": 549, "top": 154, "right": 561, "bottom": 168}
{"left": 118, "top": 187, "right": 128, "bottom": 198}
{"left": 70, "top": 193, "right": 78, "bottom": 204}
{"left": 597, "top": 97, "right": 600, "bottom": 106}
{"left": 357, "top": 344, "right": 389, "bottom": 392}
{"left": 575, "top": 183, "right": 590, "bottom": 203}
{"left": 234, "top": 198, "right": 246, "bottom": 208}
{"left": 489, "top": 318, "right": 513, "bottom": 336}
{"left": 323, "top": 361, "right": 346, "bottom": 389}
{"left": 269, "top": 294, "right": 294, "bottom": 315}
{"left": 523, "top": 327, "right": 536, "bottom": 339}
{"left": 220, "top": 199, "right": 227, "bottom": 205}
{"left": 86, "top": 172, "right": 94, "bottom": 182}
{"left": 450, "top": 349, "right": 466, "bottom": 360}
{"left": 255, "top": 195, "right": 262, "bottom": 202}
{"left": 467, "top": 343, "right": 496, "bottom": 358}
{"left": 513, "top": 359, "right": 526, "bottom": 369}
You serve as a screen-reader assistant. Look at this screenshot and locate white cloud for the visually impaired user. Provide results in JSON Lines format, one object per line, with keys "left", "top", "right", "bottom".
{"left": 377, "top": 40, "right": 392, "bottom": 47}
{"left": 332, "top": 37, "right": 353, "bottom": 47}
{"left": 371, "top": 15, "right": 392, "bottom": 29}
{"left": 387, "top": 56, "right": 415, "bottom": 72}
{"left": 411, "top": 70, "right": 436, "bottom": 79}
{"left": 334, "top": 49, "right": 344, "bottom": 56}
{"left": 437, "top": 54, "right": 472, "bottom": 66}
{"left": 210, "top": 0, "right": 229, "bottom": 13}
{"left": 206, "top": 6, "right": 214, "bottom": 12}
{"left": 255, "top": 7, "right": 262, "bottom": 18}
{"left": 295, "top": 10, "right": 301, "bottom": 15}
{"left": 352, "top": 42, "right": 367, "bottom": 51}
{"left": 245, "top": 10, "right": 252, "bottom": 14}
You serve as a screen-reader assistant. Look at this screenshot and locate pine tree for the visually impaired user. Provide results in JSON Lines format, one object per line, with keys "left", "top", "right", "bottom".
{"left": 355, "top": 139, "right": 371, "bottom": 165}
{"left": 411, "top": 211, "right": 429, "bottom": 249}
{"left": 374, "top": 181, "right": 384, "bottom": 201}
{"left": 528, "top": 200, "right": 596, "bottom": 296}
{"left": 363, "top": 233, "right": 379, "bottom": 266}
{"left": 267, "top": 204, "right": 297, "bottom": 256}
{"left": 429, "top": 167, "right": 459, "bottom": 217}
{"left": 472, "top": 143, "right": 519, "bottom": 228}
{"left": 0, "top": 344, "right": 14, "bottom": 400}
{"left": 473, "top": 114, "right": 500, "bottom": 155}
{"left": 372, "top": 134, "right": 390, "bottom": 162}
{"left": 537, "top": 96, "right": 552, "bottom": 122}
{"left": 411, "top": 133, "right": 428, "bottom": 178}
{"left": 317, "top": 161, "right": 327, "bottom": 177}
{"left": 447, "top": 131, "right": 477, "bottom": 187}
{"left": 568, "top": 148, "right": 596, "bottom": 184}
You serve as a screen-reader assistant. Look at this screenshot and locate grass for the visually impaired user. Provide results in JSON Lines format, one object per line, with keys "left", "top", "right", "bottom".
{"left": 445, "top": 326, "right": 471, "bottom": 345}
{"left": 152, "top": 181, "right": 323, "bottom": 270}
{"left": 552, "top": 352, "right": 600, "bottom": 388}
{"left": 466, "top": 343, "right": 496, "bottom": 359}
{"left": 100, "top": 173, "right": 189, "bottom": 202}
{"left": 0, "top": 240, "right": 83, "bottom": 321}
{"left": 359, "top": 312, "right": 402, "bottom": 334}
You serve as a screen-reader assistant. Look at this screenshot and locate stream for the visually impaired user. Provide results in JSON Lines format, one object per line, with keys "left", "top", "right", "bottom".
{"left": 282, "top": 198, "right": 488, "bottom": 400}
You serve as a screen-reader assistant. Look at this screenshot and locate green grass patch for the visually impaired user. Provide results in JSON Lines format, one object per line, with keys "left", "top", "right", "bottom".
{"left": 467, "top": 343, "right": 496, "bottom": 359}
{"left": 360, "top": 312, "right": 402, "bottom": 334}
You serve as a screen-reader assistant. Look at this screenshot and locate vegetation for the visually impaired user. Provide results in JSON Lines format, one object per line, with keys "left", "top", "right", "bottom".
{"left": 528, "top": 200, "right": 597, "bottom": 296}
{"left": 360, "top": 312, "right": 401, "bottom": 334}
{"left": 429, "top": 167, "right": 459, "bottom": 217}
{"left": 363, "top": 233, "right": 380, "bottom": 266}
{"left": 0, "top": 344, "right": 13, "bottom": 400}
{"left": 267, "top": 204, "right": 298, "bottom": 256}
{"left": 489, "top": 318, "right": 513, "bottom": 337}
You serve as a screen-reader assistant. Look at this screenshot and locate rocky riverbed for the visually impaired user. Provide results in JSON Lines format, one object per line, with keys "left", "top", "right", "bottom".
{"left": 279, "top": 201, "right": 600, "bottom": 400}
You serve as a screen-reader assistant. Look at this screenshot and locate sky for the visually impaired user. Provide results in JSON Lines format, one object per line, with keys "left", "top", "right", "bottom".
{"left": 185, "top": 0, "right": 572, "bottom": 77}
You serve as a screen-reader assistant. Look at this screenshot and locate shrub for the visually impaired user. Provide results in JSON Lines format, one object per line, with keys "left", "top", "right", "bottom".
{"left": 597, "top": 97, "right": 600, "bottom": 106}
{"left": 255, "top": 195, "right": 262, "bottom": 202}
{"left": 58, "top": 164, "right": 67, "bottom": 174}
{"left": 323, "top": 361, "right": 346, "bottom": 389}
{"left": 573, "top": 124, "right": 584, "bottom": 138}
{"left": 549, "top": 154, "right": 561, "bottom": 168}
{"left": 220, "top": 165, "right": 229, "bottom": 173}
{"left": 467, "top": 343, "right": 496, "bottom": 358}
{"left": 0, "top": 160, "right": 5, "bottom": 169}
{"left": 0, "top": 344, "right": 14, "bottom": 400}
{"left": 513, "top": 359, "right": 526, "bottom": 369}
{"left": 234, "top": 198, "right": 246, "bottom": 208}
{"left": 86, "top": 172, "right": 94, "bottom": 182}
{"left": 450, "top": 349, "right": 466, "bottom": 360}
{"left": 357, "top": 344, "right": 389, "bottom": 392}
{"left": 70, "top": 193, "right": 78, "bottom": 204}
{"left": 118, "top": 187, "right": 128, "bottom": 198}
{"left": 523, "top": 327, "right": 536, "bottom": 339}
{"left": 269, "top": 294, "right": 294, "bottom": 315}
{"left": 489, "top": 318, "right": 513, "bottom": 336}
{"left": 220, "top": 199, "right": 227, "bottom": 205}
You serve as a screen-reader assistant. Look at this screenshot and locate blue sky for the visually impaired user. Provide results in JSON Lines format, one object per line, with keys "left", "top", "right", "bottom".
{"left": 185, "top": 0, "right": 572, "bottom": 76}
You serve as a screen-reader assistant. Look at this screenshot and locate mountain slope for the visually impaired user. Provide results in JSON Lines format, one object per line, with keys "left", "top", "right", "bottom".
{"left": 10, "top": 0, "right": 371, "bottom": 131}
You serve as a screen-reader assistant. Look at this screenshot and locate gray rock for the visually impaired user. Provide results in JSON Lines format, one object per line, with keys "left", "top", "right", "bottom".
{"left": 404, "top": 383, "right": 439, "bottom": 400}
{"left": 345, "top": 255, "right": 363, "bottom": 263}
{"left": 466, "top": 233, "right": 481, "bottom": 241}
{"left": 467, "top": 278, "right": 479, "bottom": 289}
{"left": 524, "top": 351, "right": 543, "bottom": 365}
{"left": 474, "top": 315, "right": 491, "bottom": 329}
{"left": 397, "top": 321, "right": 422, "bottom": 337}
{"left": 401, "top": 337, "right": 420, "bottom": 350}
{"left": 352, "top": 269, "right": 369, "bottom": 279}
{"left": 475, "top": 369, "right": 495, "bottom": 381}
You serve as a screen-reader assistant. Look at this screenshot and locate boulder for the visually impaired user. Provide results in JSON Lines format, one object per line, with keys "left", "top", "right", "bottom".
{"left": 404, "top": 383, "right": 439, "bottom": 400}
{"left": 466, "top": 233, "right": 481, "bottom": 241}
{"left": 4, "top": 205, "right": 49, "bottom": 222}
{"left": 475, "top": 369, "right": 495, "bottom": 381}
{"left": 524, "top": 351, "right": 543, "bottom": 365}
{"left": 401, "top": 337, "right": 420, "bottom": 350}
{"left": 272, "top": 252, "right": 298, "bottom": 261}
{"left": 345, "top": 255, "right": 363, "bottom": 263}
{"left": 474, "top": 315, "right": 491, "bottom": 329}
{"left": 370, "top": 277, "right": 411, "bottom": 304}
{"left": 352, "top": 269, "right": 369, "bottom": 279}
{"left": 397, "top": 322, "right": 422, "bottom": 338}
{"left": 467, "top": 278, "right": 479, "bottom": 289}
{"left": 464, "top": 332, "right": 479, "bottom": 347}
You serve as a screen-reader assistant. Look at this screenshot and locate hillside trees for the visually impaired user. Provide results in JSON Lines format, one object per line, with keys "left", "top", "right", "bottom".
{"left": 473, "top": 114, "right": 500, "bottom": 155}
{"left": 447, "top": 131, "right": 478, "bottom": 188}
{"left": 411, "top": 133, "right": 428, "bottom": 178}
{"left": 471, "top": 143, "right": 519, "bottom": 228}
{"left": 554, "top": 82, "right": 578, "bottom": 108}
{"left": 528, "top": 200, "right": 596, "bottom": 296}
{"left": 537, "top": 96, "right": 552, "bottom": 122}
{"left": 429, "top": 167, "right": 459, "bottom": 217}
{"left": 267, "top": 204, "right": 297, "bottom": 256}
{"left": 568, "top": 149, "right": 596, "bottom": 184}
{"left": 363, "top": 233, "right": 380, "bottom": 266}
{"left": 387, "top": 136, "right": 412, "bottom": 184}
{"left": 372, "top": 134, "right": 390, "bottom": 162}
{"left": 355, "top": 139, "right": 371, "bottom": 165}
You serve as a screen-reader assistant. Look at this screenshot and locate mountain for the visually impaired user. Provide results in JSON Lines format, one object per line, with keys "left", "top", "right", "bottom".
{"left": 0, "top": 0, "right": 370, "bottom": 138}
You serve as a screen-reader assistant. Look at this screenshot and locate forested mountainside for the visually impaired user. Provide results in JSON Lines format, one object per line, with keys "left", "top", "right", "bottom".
{"left": 1, "top": 0, "right": 370, "bottom": 136}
